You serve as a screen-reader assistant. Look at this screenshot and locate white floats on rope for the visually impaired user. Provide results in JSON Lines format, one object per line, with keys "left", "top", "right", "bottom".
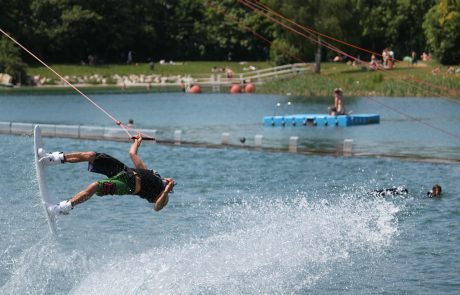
{"left": 1, "top": 121, "right": 358, "bottom": 156}
{"left": 343, "top": 139, "right": 353, "bottom": 156}
{"left": 288, "top": 136, "right": 299, "bottom": 153}
{"left": 221, "top": 132, "right": 230, "bottom": 145}
{"left": 0, "top": 121, "right": 157, "bottom": 142}
{"left": 0, "top": 121, "right": 12, "bottom": 134}
{"left": 254, "top": 134, "right": 263, "bottom": 147}
{"left": 174, "top": 130, "right": 182, "bottom": 145}
{"left": 11, "top": 122, "right": 34, "bottom": 135}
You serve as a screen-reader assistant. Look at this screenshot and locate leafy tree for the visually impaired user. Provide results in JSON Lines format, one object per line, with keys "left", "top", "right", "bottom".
{"left": 186, "top": 0, "right": 272, "bottom": 60}
{"left": 0, "top": 0, "right": 30, "bottom": 33}
{"left": 264, "top": 0, "right": 358, "bottom": 65}
{"left": 353, "top": 0, "right": 436, "bottom": 57}
{"left": 423, "top": 0, "right": 460, "bottom": 64}
{"left": 269, "top": 38, "right": 300, "bottom": 65}
{"left": 0, "top": 36, "right": 27, "bottom": 84}
{"left": 161, "top": 0, "right": 208, "bottom": 59}
{"left": 0, "top": 0, "right": 458, "bottom": 65}
{"left": 80, "top": 0, "right": 164, "bottom": 62}
{"left": 16, "top": 0, "right": 104, "bottom": 62}
{"left": 2, "top": 0, "right": 165, "bottom": 63}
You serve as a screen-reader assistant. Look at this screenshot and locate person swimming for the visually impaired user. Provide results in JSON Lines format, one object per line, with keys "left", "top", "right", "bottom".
{"left": 371, "top": 184, "right": 443, "bottom": 198}
{"left": 427, "top": 184, "right": 442, "bottom": 198}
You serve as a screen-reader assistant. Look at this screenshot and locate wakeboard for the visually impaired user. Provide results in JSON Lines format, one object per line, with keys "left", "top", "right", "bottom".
{"left": 34, "top": 125, "right": 57, "bottom": 235}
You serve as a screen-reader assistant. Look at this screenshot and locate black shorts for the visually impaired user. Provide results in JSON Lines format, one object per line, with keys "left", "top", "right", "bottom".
{"left": 88, "top": 153, "right": 129, "bottom": 177}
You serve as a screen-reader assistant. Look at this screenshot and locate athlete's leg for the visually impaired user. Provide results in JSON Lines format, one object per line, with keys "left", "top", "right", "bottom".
{"left": 48, "top": 181, "right": 98, "bottom": 215}
{"left": 64, "top": 152, "right": 97, "bottom": 164}
{"left": 69, "top": 181, "right": 99, "bottom": 206}
{"left": 40, "top": 151, "right": 97, "bottom": 166}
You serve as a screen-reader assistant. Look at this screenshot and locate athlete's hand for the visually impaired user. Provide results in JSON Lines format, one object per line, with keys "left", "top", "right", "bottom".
{"left": 164, "top": 178, "right": 175, "bottom": 193}
{"left": 131, "top": 134, "right": 155, "bottom": 141}
{"left": 132, "top": 134, "right": 143, "bottom": 146}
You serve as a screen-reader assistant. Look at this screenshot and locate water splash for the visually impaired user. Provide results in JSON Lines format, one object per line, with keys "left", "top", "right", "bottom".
{"left": 0, "top": 238, "right": 90, "bottom": 295}
{"left": 69, "top": 195, "right": 400, "bottom": 294}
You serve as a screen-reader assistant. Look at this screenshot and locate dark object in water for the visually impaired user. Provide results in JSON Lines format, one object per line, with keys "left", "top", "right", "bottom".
{"left": 370, "top": 187, "right": 408, "bottom": 197}
{"left": 427, "top": 184, "right": 442, "bottom": 198}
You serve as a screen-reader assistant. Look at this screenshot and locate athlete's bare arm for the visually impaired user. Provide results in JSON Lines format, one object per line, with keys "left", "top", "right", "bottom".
{"left": 129, "top": 136, "right": 147, "bottom": 169}
{"left": 154, "top": 178, "right": 174, "bottom": 211}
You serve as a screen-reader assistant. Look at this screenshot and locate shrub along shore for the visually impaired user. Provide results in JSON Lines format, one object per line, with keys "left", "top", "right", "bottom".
{"left": 1, "top": 61, "right": 459, "bottom": 98}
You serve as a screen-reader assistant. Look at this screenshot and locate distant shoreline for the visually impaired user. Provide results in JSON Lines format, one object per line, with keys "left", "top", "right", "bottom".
{"left": 0, "top": 84, "right": 180, "bottom": 95}
{"left": 1, "top": 82, "right": 457, "bottom": 98}
{"left": 1, "top": 61, "right": 458, "bottom": 98}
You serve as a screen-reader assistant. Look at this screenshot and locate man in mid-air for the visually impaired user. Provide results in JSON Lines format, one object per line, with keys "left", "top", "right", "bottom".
{"left": 39, "top": 136, "right": 175, "bottom": 215}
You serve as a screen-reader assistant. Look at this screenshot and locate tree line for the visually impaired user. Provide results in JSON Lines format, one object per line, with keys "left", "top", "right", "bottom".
{"left": 1, "top": 0, "right": 459, "bottom": 82}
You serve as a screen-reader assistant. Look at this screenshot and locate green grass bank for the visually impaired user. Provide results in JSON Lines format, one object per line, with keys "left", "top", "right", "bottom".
{"left": 1, "top": 61, "right": 459, "bottom": 98}
{"left": 260, "top": 62, "right": 460, "bottom": 98}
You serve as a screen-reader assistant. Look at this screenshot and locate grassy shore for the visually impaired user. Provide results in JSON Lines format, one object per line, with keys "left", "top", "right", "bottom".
{"left": 2, "top": 61, "right": 459, "bottom": 97}
{"left": 260, "top": 62, "right": 460, "bottom": 98}
{"left": 26, "top": 61, "right": 272, "bottom": 78}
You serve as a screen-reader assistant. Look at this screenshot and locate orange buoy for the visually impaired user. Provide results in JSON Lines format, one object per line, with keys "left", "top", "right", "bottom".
{"left": 189, "top": 85, "right": 201, "bottom": 94}
{"left": 244, "top": 83, "right": 255, "bottom": 93}
{"left": 230, "top": 84, "right": 241, "bottom": 94}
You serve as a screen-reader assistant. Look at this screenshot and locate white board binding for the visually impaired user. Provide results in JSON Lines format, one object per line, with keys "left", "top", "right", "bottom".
{"left": 34, "top": 125, "right": 57, "bottom": 235}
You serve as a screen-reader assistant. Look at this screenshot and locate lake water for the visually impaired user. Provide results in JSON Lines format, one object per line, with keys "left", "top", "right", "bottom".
{"left": 0, "top": 92, "right": 459, "bottom": 294}
{"left": 1, "top": 92, "right": 460, "bottom": 159}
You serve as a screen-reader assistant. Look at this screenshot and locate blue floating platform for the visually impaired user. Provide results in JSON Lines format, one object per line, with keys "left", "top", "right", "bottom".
{"left": 263, "top": 114, "right": 380, "bottom": 127}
